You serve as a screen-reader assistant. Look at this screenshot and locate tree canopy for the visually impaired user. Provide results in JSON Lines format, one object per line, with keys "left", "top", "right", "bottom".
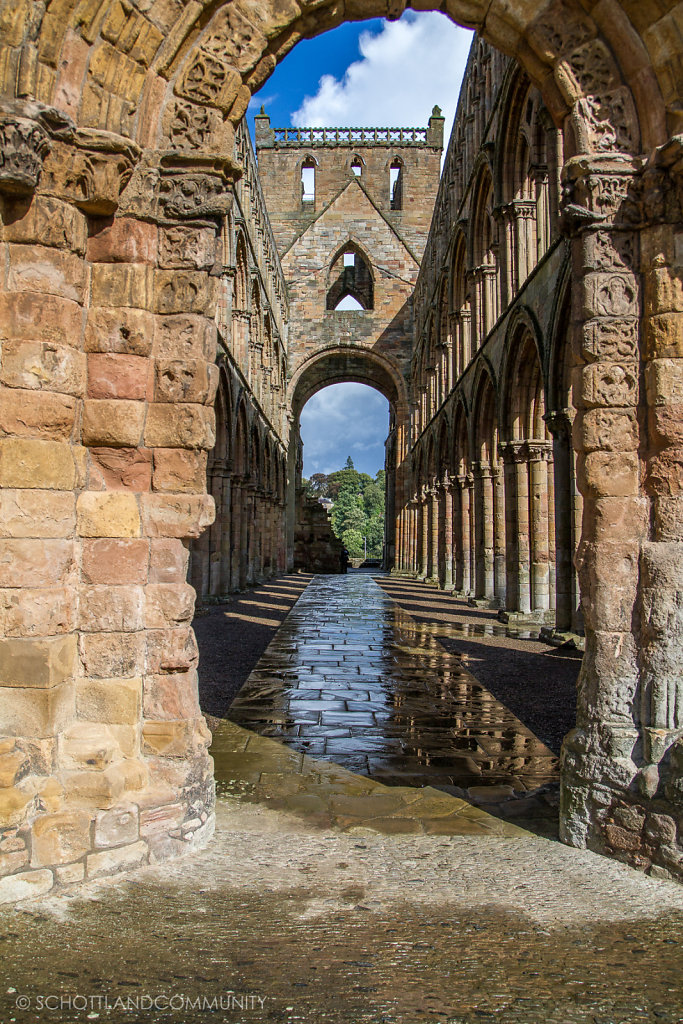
{"left": 302, "top": 459, "right": 385, "bottom": 558}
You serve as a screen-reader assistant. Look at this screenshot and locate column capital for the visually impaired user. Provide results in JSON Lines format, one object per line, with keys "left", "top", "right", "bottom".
{"left": 0, "top": 99, "right": 71, "bottom": 199}
{"left": 559, "top": 154, "right": 641, "bottom": 235}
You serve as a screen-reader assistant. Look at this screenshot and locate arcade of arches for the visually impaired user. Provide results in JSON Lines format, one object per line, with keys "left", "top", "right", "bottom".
{"left": 0, "top": 0, "right": 682, "bottom": 900}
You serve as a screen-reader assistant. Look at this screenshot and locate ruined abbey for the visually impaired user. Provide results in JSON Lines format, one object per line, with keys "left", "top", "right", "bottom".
{"left": 0, "top": 0, "right": 682, "bottom": 903}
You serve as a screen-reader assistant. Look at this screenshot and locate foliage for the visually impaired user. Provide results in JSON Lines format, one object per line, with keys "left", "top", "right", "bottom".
{"left": 310, "top": 456, "right": 385, "bottom": 558}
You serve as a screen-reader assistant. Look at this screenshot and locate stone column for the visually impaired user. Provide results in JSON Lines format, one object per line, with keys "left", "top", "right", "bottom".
{"left": 501, "top": 444, "right": 519, "bottom": 611}
{"left": 230, "top": 479, "right": 243, "bottom": 591}
{"left": 474, "top": 462, "right": 495, "bottom": 601}
{"left": 459, "top": 474, "right": 473, "bottom": 596}
{"left": 443, "top": 478, "right": 454, "bottom": 591}
{"left": 558, "top": 155, "right": 650, "bottom": 864}
{"left": 513, "top": 444, "right": 531, "bottom": 614}
{"left": 419, "top": 489, "right": 429, "bottom": 578}
{"left": 493, "top": 459, "right": 507, "bottom": 609}
{"left": 528, "top": 443, "right": 552, "bottom": 612}
{"left": 513, "top": 200, "right": 537, "bottom": 285}
{"left": 547, "top": 411, "right": 573, "bottom": 630}
{"left": 429, "top": 486, "right": 439, "bottom": 582}
{"left": 460, "top": 307, "right": 472, "bottom": 369}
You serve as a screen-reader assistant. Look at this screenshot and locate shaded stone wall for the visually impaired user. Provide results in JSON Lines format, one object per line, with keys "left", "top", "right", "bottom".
{"left": 293, "top": 494, "right": 343, "bottom": 574}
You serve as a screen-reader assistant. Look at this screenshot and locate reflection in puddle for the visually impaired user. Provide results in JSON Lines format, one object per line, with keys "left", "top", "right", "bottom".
{"left": 228, "top": 574, "right": 560, "bottom": 833}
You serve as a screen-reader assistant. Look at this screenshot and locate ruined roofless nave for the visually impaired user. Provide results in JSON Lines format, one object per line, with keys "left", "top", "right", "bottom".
{"left": 0, "top": 0, "right": 682, "bottom": 902}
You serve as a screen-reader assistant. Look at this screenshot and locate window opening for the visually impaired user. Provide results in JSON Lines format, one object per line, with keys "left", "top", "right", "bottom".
{"left": 390, "top": 160, "right": 403, "bottom": 210}
{"left": 343, "top": 253, "right": 355, "bottom": 267}
{"left": 351, "top": 158, "right": 362, "bottom": 177}
{"left": 301, "top": 159, "right": 315, "bottom": 203}
{"left": 326, "top": 247, "right": 374, "bottom": 311}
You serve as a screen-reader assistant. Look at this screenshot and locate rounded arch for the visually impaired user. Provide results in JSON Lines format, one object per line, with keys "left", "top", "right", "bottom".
{"left": 471, "top": 361, "right": 498, "bottom": 465}
{"left": 288, "top": 345, "right": 407, "bottom": 419}
{"left": 503, "top": 320, "right": 549, "bottom": 442}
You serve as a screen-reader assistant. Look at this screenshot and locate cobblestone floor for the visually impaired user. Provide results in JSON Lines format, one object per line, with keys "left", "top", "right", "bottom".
{"left": 227, "top": 573, "right": 561, "bottom": 834}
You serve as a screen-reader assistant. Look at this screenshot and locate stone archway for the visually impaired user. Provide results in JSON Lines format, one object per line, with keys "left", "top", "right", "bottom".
{"left": 0, "top": 0, "right": 682, "bottom": 895}
{"left": 286, "top": 345, "right": 409, "bottom": 573}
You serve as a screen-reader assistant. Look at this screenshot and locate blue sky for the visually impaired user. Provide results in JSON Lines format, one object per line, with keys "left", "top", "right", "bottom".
{"left": 248, "top": 13, "right": 473, "bottom": 479}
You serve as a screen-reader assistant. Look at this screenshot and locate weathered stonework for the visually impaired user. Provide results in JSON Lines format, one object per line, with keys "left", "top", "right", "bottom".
{"left": 0, "top": 0, "right": 681, "bottom": 897}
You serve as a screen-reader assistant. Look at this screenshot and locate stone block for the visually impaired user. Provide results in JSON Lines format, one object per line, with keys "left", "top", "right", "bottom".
{"left": 0, "top": 848, "right": 28, "bottom": 876}
{"left": 139, "top": 801, "right": 185, "bottom": 839}
{"left": 0, "top": 339, "right": 86, "bottom": 396}
{"left": 88, "top": 447, "right": 153, "bottom": 492}
{"left": 0, "top": 749, "right": 29, "bottom": 787}
{"left": 65, "top": 759, "right": 148, "bottom": 809}
{"left": 81, "top": 538, "right": 149, "bottom": 585}
{"left": 94, "top": 803, "right": 139, "bottom": 848}
{"left": 77, "top": 491, "right": 141, "bottom": 538}
{"left": 577, "top": 451, "right": 639, "bottom": 498}
{"left": 158, "top": 225, "right": 217, "bottom": 270}
{"left": 142, "top": 719, "right": 194, "bottom": 758}
{"left": 0, "top": 785, "right": 34, "bottom": 828}
{"left": 0, "top": 439, "right": 76, "bottom": 490}
{"left": 644, "top": 312, "right": 683, "bottom": 359}
{"left": 0, "top": 869, "right": 53, "bottom": 904}
{"left": 144, "top": 583, "right": 195, "bottom": 628}
{"left": 0, "top": 634, "right": 77, "bottom": 688}
{"left": 644, "top": 266, "right": 683, "bottom": 315}
{"left": 153, "top": 271, "right": 216, "bottom": 315}
{"left": 0, "top": 680, "right": 74, "bottom": 737}
{"left": 2, "top": 195, "right": 88, "bottom": 254}
{"left": 54, "top": 861, "right": 85, "bottom": 885}
{"left": 154, "top": 360, "right": 217, "bottom": 405}
{"left": 141, "top": 494, "right": 215, "bottom": 538}
{"left": 86, "top": 839, "right": 147, "bottom": 878}
{"left": 76, "top": 676, "right": 142, "bottom": 725}
{"left": 79, "top": 584, "right": 144, "bottom": 632}
{"left": 82, "top": 399, "right": 146, "bottom": 447}
{"left": 153, "top": 314, "right": 216, "bottom": 361}
{"left": 144, "top": 403, "right": 215, "bottom": 449}
{"left": 79, "top": 631, "right": 145, "bottom": 678}
{"left": 0, "top": 489, "right": 76, "bottom": 538}
{"left": 87, "top": 217, "right": 158, "bottom": 264}
{"left": 90, "top": 263, "right": 155, "bottom": 310}
{"left": 7, "top": 244, "right": 88, "bottom": 303}
{"left": 151, "top": 449, "right": 207, "bottom": 493}
{"left": 0, "top": 292, "right": 83, "bottom": 346}
{"left": 645, "top": 357, "right": 683, "bottom": 406}
{"left": 146, "top": 626, "right": 198, "bottom": 674}
{"left": 148, "top": 538, "right": 190, "bottom": 583}
{"left": 31, "top": 810, "right": 92, "bottom": 867}
{"left": 579, "top": 408, "right": 638, "bottom": 453}
{"left": 85, "top": 307, "right": 155, "bottom": 356}
{"left": 87, "top": 353, "right": 152, "bottom": 400}
{"left": 62, "top": 722, "right": 122, "bottom": 770}
{"left": 143, "top": 668, "right": 199, "bottom": 720}
{"left": 0, "top": 389, "right": 77, "bottom": 441}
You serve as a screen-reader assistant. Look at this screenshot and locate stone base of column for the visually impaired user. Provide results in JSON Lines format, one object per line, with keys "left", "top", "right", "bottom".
{"left": 497, "top": 607, "right": 556, "bottom": 627}
{"left": 560, "top": 727, "right": 683, "bottom": 883}
{"left": 467, "top": 596, "right": 501, "bottom": 610}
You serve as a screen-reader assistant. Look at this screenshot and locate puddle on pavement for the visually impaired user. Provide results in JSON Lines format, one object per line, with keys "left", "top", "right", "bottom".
{"left": 225, "top": 575, "right": 561, "bottom": 836}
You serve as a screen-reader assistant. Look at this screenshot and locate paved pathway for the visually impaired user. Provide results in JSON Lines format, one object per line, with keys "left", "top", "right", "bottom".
{"left": 227, "top": 573, "right": 559, "bottom": 834}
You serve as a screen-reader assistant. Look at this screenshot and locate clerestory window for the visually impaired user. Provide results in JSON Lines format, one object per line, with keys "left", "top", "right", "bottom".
{"left": 389, "top": 159, "right": 403, "bottom": 210}
{"left": 301, "top": 158, "right": 315, "bottom": 204}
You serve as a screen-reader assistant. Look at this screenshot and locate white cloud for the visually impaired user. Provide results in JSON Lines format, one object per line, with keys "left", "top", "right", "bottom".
{"left": 291, "top": 13, "right": 473, "bottom": 140}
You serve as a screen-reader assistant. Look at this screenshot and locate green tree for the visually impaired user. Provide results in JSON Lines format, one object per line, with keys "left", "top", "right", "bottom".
{"left": 342, "top": 528, "right": 365, "bottom": 558}
{"left": 331, "top": 489, "right": 365, "bottom": 538}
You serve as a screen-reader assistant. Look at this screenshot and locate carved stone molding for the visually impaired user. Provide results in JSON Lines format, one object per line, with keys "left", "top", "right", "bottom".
{"left": 47, "top": 128, "right": 141, "bottom": 216}
{"left": 560, "top": 155, "right": 642, "bottom": 233}
{"left": 0, "top": 100, "right": 72, "bottom": 198}
{"left": 119, "top": 152, "right": 242, "bottom": 225}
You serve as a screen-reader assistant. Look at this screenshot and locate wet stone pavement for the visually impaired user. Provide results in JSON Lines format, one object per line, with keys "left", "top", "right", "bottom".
{"left": 227, "top": 573, "right": 559, "bottom": 834}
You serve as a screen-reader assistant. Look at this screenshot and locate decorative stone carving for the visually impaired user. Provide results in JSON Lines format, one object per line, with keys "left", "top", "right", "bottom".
{"left": 560, "top": 157, "right": 641, "bottom": 231}
{"left": 168, "top": 101, "right": 215, "bottom": 152}
{"left": 0, "top": 100, "right": 72, "bottom": 197}
{"left": 55, "top": 129, "right": 140, "bottom": 216}
{"left": 575, "top": 88, "right": 638, "bottom": 155}
{"left": 119, "top": 153, "right": 241, "bottom": 225}
{"left": 175, "top": 51, "right": 241, "bottom": 113}
{"left": 581, "top": 317, "right": 639, "bottom": 362}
